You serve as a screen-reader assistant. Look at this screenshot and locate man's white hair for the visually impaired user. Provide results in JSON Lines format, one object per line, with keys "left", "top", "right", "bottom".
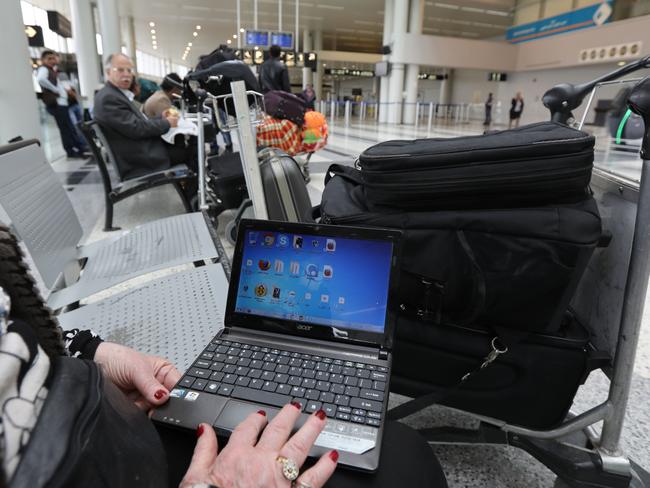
{"left": 104, "top": 53, "right": 132, "bottom": 71}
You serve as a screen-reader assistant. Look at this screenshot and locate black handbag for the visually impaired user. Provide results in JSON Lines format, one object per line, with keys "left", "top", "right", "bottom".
{"left": 10, "top": 356, "right": 168, "bottom": 488}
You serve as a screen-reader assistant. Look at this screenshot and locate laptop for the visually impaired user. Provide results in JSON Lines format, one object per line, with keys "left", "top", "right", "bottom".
{"left": 153, "top": 219, "right": 402, "bottom": 472}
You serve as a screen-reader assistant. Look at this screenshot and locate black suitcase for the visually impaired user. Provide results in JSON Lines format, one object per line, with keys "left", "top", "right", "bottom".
{"left": 319, "top": 165, "right": 602, "bottom": 334}
{"left": 392, "top": 311, "right": 607, "bottom": 429}
{"left": 259, "top": 148, "right": 313, "bottom": 222}
{"left": 358, "top": 121, "right": 594, "bottom": 210}
{"left": 207, "top": 152, "right": 247, "bottom": 209}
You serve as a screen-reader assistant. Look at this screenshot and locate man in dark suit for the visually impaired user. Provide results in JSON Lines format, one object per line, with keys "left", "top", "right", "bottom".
{"left": 258, "top": 45, "right": 291, "bottom": 93}
{"left": 93, "top": 53, "right": 193, "bottom": 180}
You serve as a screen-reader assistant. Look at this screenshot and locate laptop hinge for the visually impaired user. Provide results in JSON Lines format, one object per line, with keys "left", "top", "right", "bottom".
{"left": 378, "top": 348, "right": 389, "bottom": 361}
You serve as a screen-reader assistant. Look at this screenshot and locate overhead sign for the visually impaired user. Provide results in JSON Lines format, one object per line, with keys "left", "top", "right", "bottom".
{"left": 506, "top": 1, "right": 613, "bottom": 44}
{"left": 326, "top": 68, "right": 375, "bottom": 78}
{"left": 271, "top": 32, "right": 294, "bottom": 50}
{"left": 25, "top": 25, "right": 44, "bottom": 47}
{"left": 245, "top": 30, "right": 269, "bottom": 48}
{"left": 47, "top": 11, "right": 72, "bottom": 38}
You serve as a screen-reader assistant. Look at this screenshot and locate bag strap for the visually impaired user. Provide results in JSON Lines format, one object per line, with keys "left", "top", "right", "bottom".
{"left": 387, "top": 333, "right": 524, "bottom": 421}
{"left": 324, "top": 163, "right": 363, "bottom": 185}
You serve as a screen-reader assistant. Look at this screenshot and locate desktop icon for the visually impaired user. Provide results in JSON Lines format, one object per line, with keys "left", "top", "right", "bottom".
{"left": 312, "top": 239, "right": 319, "bottom": 248}
{"left": 273, "top": 286, "right": 281, "bottom": 299}
{"left": 246, "top": 259, "right": 253, "bottom": 267}
{"left": 278, "top": 234, "right": 290, "bottom": 247}
{"left": 290, "top": 261, "right": 300, "bottom": 275}
{"left": 338, "top": 296, "right": 345, "bottom": 304}
{"left": 323, "top": 265, "right": 333, "bottom": 279}
{"left": 255, "top": 284, "right": 267, "bottom": 297}
{"left": 258, "top": 259, "right": 271, "bottom": 271}
{"left": 321, "top": 294, "right": 329, "bottom": 303}
{"left": 293, "top": 236, "right": 304, "bottom": 249}
{"left": 274, "top": 260, "right": 284, "bottom": 273}
{"left": 248, "top": 232, "right": 258, "bottom": 245}
{"left": 325, "top": 239, "right": 336, "bottom": 252}
{"left": 306, "top": 264, "right": 319, "bottom": 278}
{"left": 264, "top": 233, "right": 275, "bottom": 246}
{"left": 304, "top": 292, "right": 312, "bottom": 300}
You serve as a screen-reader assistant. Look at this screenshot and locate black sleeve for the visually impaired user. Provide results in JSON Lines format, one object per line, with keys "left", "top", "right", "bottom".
{"left": 94, "top": 92, "right": 170, "bottom": 139}
{"left": 62, "top": 329, "right": 104, "bottom": 360}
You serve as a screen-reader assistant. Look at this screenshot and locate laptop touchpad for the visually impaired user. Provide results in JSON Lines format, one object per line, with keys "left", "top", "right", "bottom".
{"left": 215, "top": 400, "right": 282, "bottom": 433}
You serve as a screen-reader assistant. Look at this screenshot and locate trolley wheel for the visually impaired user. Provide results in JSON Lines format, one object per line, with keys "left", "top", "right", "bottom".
{"left": 225, "top": 219, "right": 238, "bottom": 246}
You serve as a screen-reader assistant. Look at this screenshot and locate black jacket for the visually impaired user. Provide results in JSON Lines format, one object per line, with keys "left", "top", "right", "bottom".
{"left": 258, "top": 58, "right": 291, "bottom": 93}
{"left": 93, "top": 82, "right": 171, "bottom": 180}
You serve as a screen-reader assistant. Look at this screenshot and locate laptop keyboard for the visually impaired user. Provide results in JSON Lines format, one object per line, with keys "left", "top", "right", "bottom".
{"left": 179, "top": 338, "right": 388, "bottom": 427}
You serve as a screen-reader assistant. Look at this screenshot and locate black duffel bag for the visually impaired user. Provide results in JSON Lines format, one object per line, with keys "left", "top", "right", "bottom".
{"left": 319, "top": 165, "right": 602, "bottom": 334}
{"left": 358, "top": 122, "right": 595, "bottom": 210}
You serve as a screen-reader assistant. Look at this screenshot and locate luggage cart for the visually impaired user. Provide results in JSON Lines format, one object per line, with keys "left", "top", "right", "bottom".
{"left": 405, "top": 60, "right": 650, "bottom": 487}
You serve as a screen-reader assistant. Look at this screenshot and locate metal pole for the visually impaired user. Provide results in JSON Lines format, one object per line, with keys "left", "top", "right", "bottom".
{"left": 330, "top": 100, "right": 335, "bottom": 123}
{"left": 279, "top": 0, "right": 283, "bottom": 32}
{"left": 295, "top": 0, "right": 299, "bottom": 52}
{"left": 254, "top": 0, "right": 258, "bottom": 29}
{"left": 375, "top": 102, "right": 379, "bottom": 121}
{"left": 414, "top": 102, "right": 420, "bottom": 129}
{"left": 237, "top": 0, "right": 242, "bottom": 49}
{"left": 345, "top": 100, "right": 351, "bottom": 126}
{"left": 600, "top": 158, "right": 650, "bottom": 454}
{"left": 196, "top": 96, "right": 207, "bottom": 210}
{"left": 427, "top": 102, "right": 433, "bottom": 133}
{"left": 579, "top": 87, "right": 597, "bottom": 129}
{"left": 231, "top": 81, "right": 268, "bottom": 219}
{"left": 359, "top": 102, "right": 365, "bottom": 122}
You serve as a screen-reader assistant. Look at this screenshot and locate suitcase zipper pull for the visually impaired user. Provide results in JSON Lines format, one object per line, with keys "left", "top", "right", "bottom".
{"left": 462, "top": 337, "right": 508, "bottom": 381}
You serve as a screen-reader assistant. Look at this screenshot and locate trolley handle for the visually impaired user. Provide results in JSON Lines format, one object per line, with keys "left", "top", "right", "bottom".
{"left": 543, "top": 55, "right": 650, "bottom": 125}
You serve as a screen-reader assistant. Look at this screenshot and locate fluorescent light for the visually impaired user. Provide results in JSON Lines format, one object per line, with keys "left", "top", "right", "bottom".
{"left": 233, "top": 34, "right": 237, "bottom": 39}
{"left": 150, "top": 29, "right": 156, "bottom": 34}
{"left": 317, "top": 4, "right": 344, "bottom": 9}
{"left": 227, "top": 39, "right": 232, "bottom": 44}
{"left": 193, "top": 32, "right": 198, "bottom": 37}
{"left": 486, "top": 10, "right": 511, "bottom": 16}
{"left": 188, "top": 42, "right": 193, "bottom": 46}
{"left": 196, "top": 25, "right": 202, "bottom": 29}
{"left": 461, "top": 6, "right": 485, "bottom": 13}
{"left": 152, "top": 35, "right": 156, "bottom": 39}
{"left": 153, "top": 46, "right": 157, "bottom": 49}
{"left": 240, "top": 28, "right": 245, "bottom": 32}
{"left": 149, "top": 21, "right": 155, "bottom": 27}
{"left": 434, "top": 2, "right": 459, "bottom": 9}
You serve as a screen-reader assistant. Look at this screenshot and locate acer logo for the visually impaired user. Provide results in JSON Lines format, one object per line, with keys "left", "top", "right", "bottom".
{"left": 296, "top": 324, "right": 312, "bottom": 331}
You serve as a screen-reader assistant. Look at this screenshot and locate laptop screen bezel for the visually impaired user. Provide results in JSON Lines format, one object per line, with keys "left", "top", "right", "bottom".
{"left": 224, "top": 219, "right": 402, "bottom": 350}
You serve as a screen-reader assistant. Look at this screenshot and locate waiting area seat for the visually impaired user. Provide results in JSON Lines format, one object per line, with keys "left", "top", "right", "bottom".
{"left": 0, "top": 139, "right": 219, "bottom": 311}
{"left": 78, "top": 120, "right": 195, "bottom": 231}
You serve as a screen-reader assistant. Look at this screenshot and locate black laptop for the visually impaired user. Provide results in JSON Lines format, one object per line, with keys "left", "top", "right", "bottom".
{"left": 153, "top": 219, "right": 402, "bottom": 471}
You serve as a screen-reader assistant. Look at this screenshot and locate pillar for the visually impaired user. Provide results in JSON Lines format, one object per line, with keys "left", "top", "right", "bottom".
{"left": 124, "top": 15, "right": 137, "bottom": 71}
{"left": 388, "top": 0, "right": 408, "bottom": 124}
{"left": 302, "top": 30, "right": 312, "bottom": 90}
{"left": 378, "top": 0, "right": 393, "bottom": 124}
{"left": 403, "top": 0, "right": 424, "bottom": 124}
{"left": 97, "top": 0, "right": 122, "bottom": 59}
{"left": 439, "top": 68, "right": 453, "bottom": 105}
{"left": 312, "top": 30, "right": 323, "bottom": 103}
{"left": 0, "top": 0, "right": 42, "bottom": 142}
{"left": 70, "top": 0, "right": 102, "bottom": 102}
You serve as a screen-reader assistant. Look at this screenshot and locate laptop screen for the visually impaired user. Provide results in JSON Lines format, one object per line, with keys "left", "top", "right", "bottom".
{"left": 225, "top": 220, "right": 402, "bottom": 348}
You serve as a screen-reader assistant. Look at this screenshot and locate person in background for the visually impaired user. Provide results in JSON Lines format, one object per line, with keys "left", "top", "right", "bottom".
{"left": 36, "top": 50, "right": 89, "bottom": 158}
{"left": 302, "top": 84, "right": 316, "bottom": 110}
{"left": 484, "top": 92, "right": 493, "bottom": 126}
{"left": 509, "top": 92, "right": 524, "bottom": 128}
{"left": 143, "top": 73, "right": 183, "bottom": 118}
{"left": 258, "top": 45, "right": 291, "bottom": 93}
{"left": 129, "top": 78, "right": 143, "bottom": 110}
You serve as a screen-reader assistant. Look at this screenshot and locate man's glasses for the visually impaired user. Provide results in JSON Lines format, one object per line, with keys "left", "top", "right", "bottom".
{"left": 111, "top": 67, "right": 134, "bottom": 74}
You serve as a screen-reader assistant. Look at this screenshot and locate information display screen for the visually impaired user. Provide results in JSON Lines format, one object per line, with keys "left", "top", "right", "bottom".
{"left": 245, "top": 30, "right": 269, "bottom": 47}
{"left": 271, "top": 31, "right": 294, "bottom": 49}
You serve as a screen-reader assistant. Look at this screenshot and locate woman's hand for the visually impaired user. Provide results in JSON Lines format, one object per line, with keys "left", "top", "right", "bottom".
{"left": 181, "top": 403, "right": 338, "bottom": 488}
{"left": 94, "top": 342, "right": 181, "bottom": 411}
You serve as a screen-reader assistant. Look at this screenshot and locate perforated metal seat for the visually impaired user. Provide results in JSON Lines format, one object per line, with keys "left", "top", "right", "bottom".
{"left": 0, "top": 140, "right": 219, "bottom": 310}
{"left": 57, "top": 264, "right": 228, "bottom": 370}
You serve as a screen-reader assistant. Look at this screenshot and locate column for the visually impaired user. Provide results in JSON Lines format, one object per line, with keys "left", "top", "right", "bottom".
{"left": 70, "top": 0, "right": 102, "bottom": 103}
{"left": 97, "top": 0, "right": 121, "bottom": 58}
{"left": 388, "top": 0, "right": 408, "bottom": 124}
{"left": 0, "top": 0, "right": 42, "bottom": 142}
{"left": 312, "top": 30, "right": 323, "bottom": 103}
{"left": 378, "top": 0, "right": 393, "bottom": 124}
{"left": 403, "top": 0, "right": 424, "bottom": 124}
{"left": 124, "top": 15, "right": 137, "bottom": 70}
{"left": 302, "top": 30, "right": 312, "bottom": 90}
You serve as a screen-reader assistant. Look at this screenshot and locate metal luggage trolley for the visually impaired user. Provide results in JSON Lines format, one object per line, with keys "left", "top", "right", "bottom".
{"left": 396, "top": 59, "right": 650, "bottom": 488}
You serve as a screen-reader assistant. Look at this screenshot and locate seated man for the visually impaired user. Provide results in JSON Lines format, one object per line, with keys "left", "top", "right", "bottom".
{"left": 143, "top": 72, "right": 182, "bottom": 118}
{"left": 93, "top": 53, "right": 195, "bottom": 180}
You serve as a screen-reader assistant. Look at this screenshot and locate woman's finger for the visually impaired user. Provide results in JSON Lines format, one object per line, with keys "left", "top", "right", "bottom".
{"left": 278, "top": 410, "right": 327, "bottom": 467}
{"left": 227, "top": 409, "right": 268, "bottom": 447}
{"left": 256, "top": 401, "right": 302, "bottom": 451}
{"left": 293, "top": 450, "right": 339, "bottom": 488}
{"left": 181, "top": 424, "right": 219, "bottom": 485}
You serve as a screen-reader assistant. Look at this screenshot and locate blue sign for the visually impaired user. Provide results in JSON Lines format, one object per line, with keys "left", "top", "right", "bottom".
{"left": 506, "top": 1, "right": 613, "bottom": 44}
{"left": 271, "top": 32, "right": 294, "bottom": 49}
{"left": 245, "top": 30, "right": 269, "bottom": 47}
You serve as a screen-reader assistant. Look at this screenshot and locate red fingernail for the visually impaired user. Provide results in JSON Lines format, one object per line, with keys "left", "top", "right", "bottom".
{"left": 196, "top": 424, "right": 205, "bottom": 438}
{"left": 290, "top": 401, "right": 302, "bottom": 410}
{"left": 257, "top": 410, "right": 267, "bottom": 416}
{"left": 329, "top": 450, "right": 339, "bottom": 462}
{"left": 315, "top": 409, "right": 327, "bottom": 420}
{"left": 154, "top": 389, "right": 166, "bottom": 400}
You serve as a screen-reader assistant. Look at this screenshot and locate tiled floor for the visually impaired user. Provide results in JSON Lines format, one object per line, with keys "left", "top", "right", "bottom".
{"left": 41, "top": 116, "right": 650, "bottom": 487}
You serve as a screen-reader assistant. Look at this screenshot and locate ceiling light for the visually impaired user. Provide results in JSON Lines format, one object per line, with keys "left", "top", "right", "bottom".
{"left": 196, "top": 25, "right": 201, "bottom": 30}
{"left": 152, "top": 35, "right": 156, "bottom": 39}
{"left": 240, "top": 28, "right": 245, "bottom": 33}
{"left": 618, "top": 61, "right": 626, "bottom": 66}
{"left": 188, "top": 42, "right": 192, "bottom": 46}
{"left": 149, "top": 21, "right": 155, "bottom": 27}
{"left": 227, "top": 39, "right": 232, "bottom": 44}
{"left": 193, "top": 31, "right": 198, "bottom": 36}
{"left": 233, "top": 34, "right": 237, "bottom": 39}
{"left": 150, "top": 29, "right": 156, "bottom": 34}
{"left": 153, "top": 46, "right": 157, "bottom": 49}
{"left": 254, "top": 45, "right": 258, "bottom": 50}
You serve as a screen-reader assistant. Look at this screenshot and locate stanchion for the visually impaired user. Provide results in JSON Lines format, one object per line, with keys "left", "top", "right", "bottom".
{"left": 344, "top": 100, "right": 351, "bottom": 126}
{"left": 427, "top": 102, "right": 434, "bottom": 133}
{"left": 414, "top": 102, "right": 420, "bottom": 129}
{"left": 375, "top": 102, "right": 379, "bottom": 121}
{"left": 330, "top": 100, "right": 335, "bottom": 123}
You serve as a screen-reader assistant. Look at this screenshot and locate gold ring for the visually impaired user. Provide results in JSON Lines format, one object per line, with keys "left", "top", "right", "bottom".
{"left": 277, "top": 455, "right": 300, "bottom": 481}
